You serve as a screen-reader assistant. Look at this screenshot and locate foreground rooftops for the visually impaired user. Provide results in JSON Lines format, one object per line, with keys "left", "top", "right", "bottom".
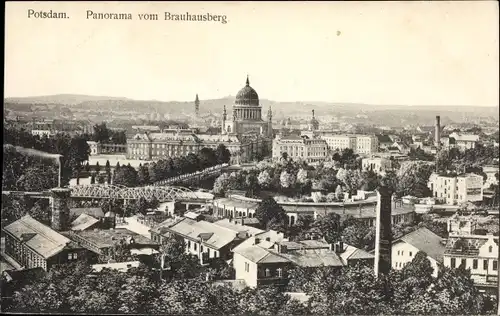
{"left": 234, "top": 239, "right": 373, "bottom": 267}
{"left": 3, "top": 215, "right": 74, "bottom": 259}
{"left": 393, "top": 227, "right": 446, "bottom": 263}
{"left": 152, "top": 217, "right": 265, "bottom": 250}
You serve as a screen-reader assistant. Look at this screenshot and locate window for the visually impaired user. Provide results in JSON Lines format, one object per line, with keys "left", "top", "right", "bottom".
{"left": 73, "top": 252, "right": 78, "bottom": 260}
{"left": 473, "top": 259, "right": 478, "bottom": 269}
{"left": 194, "top": 243, "right": 197, "bottom": 251}
{"left": 68, "top": 253, "right": 73, "bottom": 260}
{"left": 277, "top": 268, "right": 283, "bottom": 278}
{"left": 200, "top": 245, "right": 204, "bottom": 252}
{"left": 265, "top": 268, "right": 271, "bottom": 277}
{"left": 493, "top": 260, "right": 498, "bottom": 271}
{"left": 409, "top": 252, "right": 413, "bottom": 257}
{"left": 397, "top": 250, "right": 400, "bottom": 255}
{"left": 401, "top": 251, "right": 404, "bottom": 256}
{"left": 245, "top": 262, "right": 249, "bottom": 272}
{"left": 489, "top": 245, "right": 493, "bottom": 253}
{"left": 451, "top": 258, "right": 456, "bottom": 268}
{"left": 483, "top": 260, "right": 488, "bottom": 270}
{"left": 461, "top": 258, "right": 466, "bottom": 268}
{"left": 188, "top": 240, "right": 191, "bottom": 248}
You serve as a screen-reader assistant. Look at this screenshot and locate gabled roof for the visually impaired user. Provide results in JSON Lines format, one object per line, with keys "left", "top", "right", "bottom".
{"left": 3, "top": 215, "right": 72, "bottom": 259}
{"left": 71, "top": 214, "right": 99, "bottom": 231}
{"left": 70, "top": 207, "right": 105, "bottom": 219}
{"left": 393, "top": 227, "right": 446, "bottom": 263}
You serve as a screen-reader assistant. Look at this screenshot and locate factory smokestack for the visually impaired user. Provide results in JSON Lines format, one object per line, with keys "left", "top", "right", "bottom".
{"left": 50, "top": 187, "right": 71, "bottom": 231}
{"left": 434, "top": 115, "right": 441, "bottom": 148}
{"left": 374, "top": 185, "right": 393, "bottom": 278}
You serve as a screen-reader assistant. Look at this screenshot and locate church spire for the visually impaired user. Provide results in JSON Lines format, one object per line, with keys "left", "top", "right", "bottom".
{"left": 246, "top": 74, "right": 250, "bottom": 86}
{"left": 195, "top": 94, "right": 200, "bottom": 116}
{"left": 312, "top": 109, "right": 315, "bottom": 118}
{"left": 268, "top": 105, "right": 272, "bottom": 121}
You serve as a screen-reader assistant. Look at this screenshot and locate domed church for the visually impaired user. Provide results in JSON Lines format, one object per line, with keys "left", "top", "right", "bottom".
{"left": 222, "top": 75, "right": 273, "bottom": 138}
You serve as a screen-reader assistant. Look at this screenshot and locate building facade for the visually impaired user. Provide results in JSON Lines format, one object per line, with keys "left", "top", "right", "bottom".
{"left": 391, "top": 227, "right": 446, "bottom": 277}
{"left": 317, "top": 133, "right": 379, "bottom": 155}
{"left": 126, "top": 76, "right": 273, "bottom": 164}
{"left": 3, "top": 215, "right": 88, "bottom": 271}
{"left": 362, "top": 157, "right": 392, "bottom": 174}
{"left": 272, "top": 135, "right": 328, "bottom": 163}
{"left": 444, "top": 234, "right": 498, "bottom": 294}
{"left": 428, "top": 173, "right": 484, "bottom": 205}
{"left": 233, "top": 238, "right": 374, "bottom": 288}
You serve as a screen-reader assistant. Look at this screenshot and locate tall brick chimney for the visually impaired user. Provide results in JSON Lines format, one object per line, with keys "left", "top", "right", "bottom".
{"left": 434, "top": 115, "right": 441, "bottom": 148}
{"left": 50, "top": 188, "right": 71, "bottom": 231}
{"left": 374, "top": 185, "right": 393, "bottom": 278}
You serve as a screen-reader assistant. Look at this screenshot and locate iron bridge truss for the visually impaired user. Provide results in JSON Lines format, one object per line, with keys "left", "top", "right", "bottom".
{"left": 70, "top": 184, "right": 204, "bottom": 202}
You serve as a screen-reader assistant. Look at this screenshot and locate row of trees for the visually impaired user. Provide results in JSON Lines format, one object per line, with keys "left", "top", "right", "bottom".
{"left": 92, "top": 122, "right": 127, "bottom": 144}
{"left": 436, "top": 144, "right": 499, "bottom": 175}
{"left": 3, "top": 253, "right": 495, "bottom": 315}
{"left": 110, "top": 145, "right": 230, "bottom": 187}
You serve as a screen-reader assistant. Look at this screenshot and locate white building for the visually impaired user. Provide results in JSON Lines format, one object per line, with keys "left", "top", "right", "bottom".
{"left": 428, "top": 172, "right": 484, "bottom": 205}
{"left": 442, "top": 132, "right": 480, "bottom": 151}
{"left": 318, "top": 134, "right": 378, "bottom": 155}
{"left": 272, "top": 135, "right": 328, "bottom": 163}
{"left": 31, "top": 129, "right": 54, "bottom": 137}
{"left": 361, "top": 157, "right": 392, "bottom": 174}
{"left": 391, "top": 227, "right": 446, "bottom": 277}
{"left": 444, "top": 234, "right": 498, "bottom": 294}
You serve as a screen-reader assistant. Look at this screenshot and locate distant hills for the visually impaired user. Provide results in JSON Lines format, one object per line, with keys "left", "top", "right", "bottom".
{"left": 4, "top": 94, "right": 499, "bottom": 125}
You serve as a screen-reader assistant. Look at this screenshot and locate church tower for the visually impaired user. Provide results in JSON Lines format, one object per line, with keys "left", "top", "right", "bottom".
{"left": 195, "top": 94, "right": 200, "bottom": 118}
{"left": 267, "top": 106, "right": 273, "bottom": 138}
{"left": 221, "top": 105, "right": 227, "bottom": 134}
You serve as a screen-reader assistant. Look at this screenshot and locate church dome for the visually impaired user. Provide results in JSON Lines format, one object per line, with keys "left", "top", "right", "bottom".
{"left": 235, "top": 76, "right": 259, "bottom": 106}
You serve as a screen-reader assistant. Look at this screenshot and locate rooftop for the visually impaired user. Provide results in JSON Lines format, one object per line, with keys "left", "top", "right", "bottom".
{"left": 70, "top": 207, "right": 105, "bottom": 219}
{"left": 68, "top": 228, "right": 155, "bottom": 249}
{"left": 157, "top": 217, "right": 254, "bottom": 250}
{"left": 394, "top": 227, "right": 446, "bottom": 262}
{"left": 71, "top": 213, "right": 100, "bottom": 231}
{"left": 3, "top": 215, "right": 73, "bottom": 259}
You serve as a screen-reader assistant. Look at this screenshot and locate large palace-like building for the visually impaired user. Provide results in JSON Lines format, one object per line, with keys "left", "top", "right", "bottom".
{"left": 126, "top": 76, "right": 273, "bottom": 164}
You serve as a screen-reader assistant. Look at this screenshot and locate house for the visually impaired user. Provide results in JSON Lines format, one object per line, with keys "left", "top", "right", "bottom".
{"left": 150, "top": 217, "right": 264, "bottom": 265}
{"left": 444, "top": 234, "right": 498, "bottom": 295}
{"left": 391, "top": 227, "right": 446, "bottom": 277}
{"left": 64, "top": 228, "right": 159, "bottom": 262}
{"left": 483, "top": 165, "right": 499, "bottom": 189}
{"left": 428, "top": 172, "right": 483, "bottom": 205}
{"left": 232, "top": 238, "right": 374, "bottom": 288}
{"left": 444, "top": 132, "right": 480, "bottom": 150}
{"left": 69, "top": 208, "right": 115, "bottom": 230}
{"left": 3, "top": 215, "right": 89, "bottom": 271}
{"left": 361, "top": 157, "right": 392, "bottom": 174}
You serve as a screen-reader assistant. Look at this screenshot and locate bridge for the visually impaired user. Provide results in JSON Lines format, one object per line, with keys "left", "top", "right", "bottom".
{"left": 3, "top": 185, "right": 214, "bottom": 203}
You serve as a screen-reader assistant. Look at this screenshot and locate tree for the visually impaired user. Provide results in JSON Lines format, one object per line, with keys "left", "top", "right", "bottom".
{"left": 93, "top": 122, "right": 111, "bottom": 143}
{"left": 280, "top": 170, "right": 296, "bottom": 189}
{"left": 95, "top": 162, "right": 101, "bottom": 174}
{"left": 138, "top": 165, "right": 150, "bottom": 185}
{"left": 245, "top": 172, "right": 260, "bottom": 198}
{"left": 198, "top": 147, "right": 218, "bottom": 169}
{"left": 255, "top": 197, "right": 288, "bottom": 229}
{"left": 336, "top": 168, "right": 362, "bottom": 197}
{"left": 238, "top": 286, "right": 291, "bottom": 316}
{"left": 105, "top": 160, "right": 111, "bottom": 177}
{"left": 335, "top": 184, "right": 344, "bottom": 200}
{"left": 296, "top": 169, "right": 308, "bottom": 184}
{"left": 213, "top": 173, "right": 232, "bottom": 196}
{"left": 341, "top": 217, "right": 375, "bottom": 250}
{"left": 312, "top": 213, "right": 342, "bottom": 243}
{"left": 396, "top": 161, "right": 433, "bottom": 198}
{"left": 148, "top": 163, "right": 157, "bottom": 184}
{"left": 257, "top": 170, "right": 272, "bottom": 189}
{"left": 215, "top": 144, "right": 231, "bottom": 165}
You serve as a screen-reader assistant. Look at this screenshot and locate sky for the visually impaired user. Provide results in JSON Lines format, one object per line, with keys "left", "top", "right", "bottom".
{"left": 4, "top": 1, "right": 499, "bottom": 106}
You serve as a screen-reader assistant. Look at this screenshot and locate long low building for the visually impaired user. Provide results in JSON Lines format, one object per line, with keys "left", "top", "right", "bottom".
{"left": 213, "top": 195, "right": 415, "bottom": 227}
